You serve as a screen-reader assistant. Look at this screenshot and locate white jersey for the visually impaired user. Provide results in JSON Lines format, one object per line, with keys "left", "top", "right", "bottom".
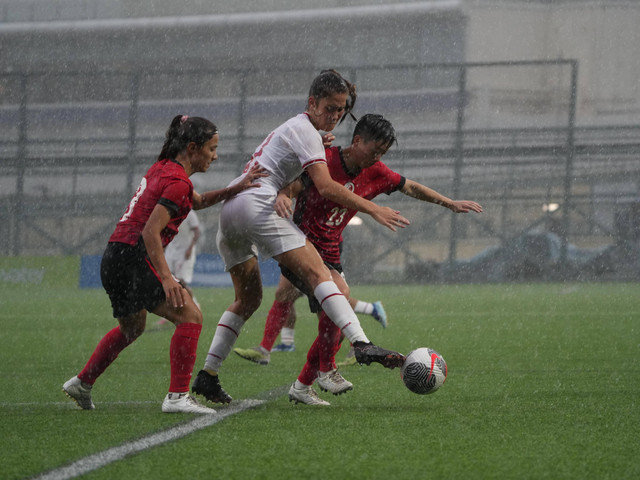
{"left": 230, "top": 113, "right": 326, "bottom": 197}
{"left": 165, "top": 210, "right": 200, "bottom": 283}
{"left": 167, "top": 210, "right": 200, "bottom": 251}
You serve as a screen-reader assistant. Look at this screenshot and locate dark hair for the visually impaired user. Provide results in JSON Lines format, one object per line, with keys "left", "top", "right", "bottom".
{"left": 352, "top": 114, "right": 397, "bottom": 149}
{"left": 308, "top": 69, "right": 357, "bottom": 124}
{"left": 157, "top": 115, "right": 218, "bottom": 161}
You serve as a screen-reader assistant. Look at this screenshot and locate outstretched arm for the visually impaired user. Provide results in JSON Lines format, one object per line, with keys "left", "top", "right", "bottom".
{"left": 192, "top": 164, "right": 269, "bottom": 210}
{"left": 401, "top": 179, "right": 483, "bottom": 213}
{"left": 306, "top": 162, "right": 410, "bottom": 231}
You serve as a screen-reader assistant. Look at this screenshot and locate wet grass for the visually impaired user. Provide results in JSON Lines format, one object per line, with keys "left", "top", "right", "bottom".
{"left": 1, "top": 264, "right": 639, "bottom": 479}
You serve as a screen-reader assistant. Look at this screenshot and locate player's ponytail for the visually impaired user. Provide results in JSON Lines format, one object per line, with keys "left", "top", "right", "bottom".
{"left": 158, "top": 115, "right": 218, "bottom": 161}
{"left": 342, "top": 75, "right": 358, "bottom": 124}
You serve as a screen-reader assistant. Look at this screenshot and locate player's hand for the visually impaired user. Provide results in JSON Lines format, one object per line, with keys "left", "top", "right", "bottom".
{"left": 321, "top": 133, "right": 336, "bottom": 147}
{"left": 449, "top": 200, "right": 483, "bottom": 214}
{"left": 163, "top": 276, "right": 188, "bottom": 309}
{"left": 371, "top": 206, "right": 410, "bottom": 232}
{"left": 237, "top": 165, "right": 269, "bottom": 191}
{"left": 274, "top": 192, "right": 294, "bottom": 218}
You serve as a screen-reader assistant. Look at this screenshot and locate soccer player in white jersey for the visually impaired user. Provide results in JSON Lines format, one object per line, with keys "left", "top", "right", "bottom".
{"left": 192, "top": 70, "right": 410, "bottom": 406}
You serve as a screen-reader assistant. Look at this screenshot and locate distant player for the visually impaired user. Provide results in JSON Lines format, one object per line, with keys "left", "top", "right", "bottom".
{"left": 165, "top": 209, "right": 201, "bottom": 302}
{"left": 156, "top": 209, "right": 202, "bottom": 327}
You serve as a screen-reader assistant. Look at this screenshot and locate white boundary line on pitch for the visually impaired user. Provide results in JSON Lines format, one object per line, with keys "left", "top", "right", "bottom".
{"left": 30, "top": 398, "right": 265, "bottom": 480}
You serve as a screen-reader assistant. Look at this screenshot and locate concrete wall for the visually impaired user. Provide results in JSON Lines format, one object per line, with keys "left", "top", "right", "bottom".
{"left": 464, "top": 1, "right": 640, "bottom": 124}
{"left": 1, "top": 1, "right": 636, "bottom": 124}
{"left": 0, "top": 2, "right": 465, "bottom": 72}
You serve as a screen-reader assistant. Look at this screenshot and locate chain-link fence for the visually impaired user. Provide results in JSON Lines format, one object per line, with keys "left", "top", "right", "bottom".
{"left": 1, "top": 61, "right": 639, "bottom": 282}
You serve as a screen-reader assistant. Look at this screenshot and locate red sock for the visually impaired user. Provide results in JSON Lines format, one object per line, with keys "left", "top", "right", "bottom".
{"left": 317, "top": 312, "right": 342, "bottom": 373}
{"left": 169, "top": 323, "right": 202, "bottom": 393}
{"left": 297, "top": 336, "right": 321, "bottom": 385}
{"left": 297, "top": 313, "right": 343, "bottom": 384}
{"left": 260, "top": 300, "right": 292, "bottom": 351}
{"left": 78, "top": 326, "right": 136, "bottom": 385}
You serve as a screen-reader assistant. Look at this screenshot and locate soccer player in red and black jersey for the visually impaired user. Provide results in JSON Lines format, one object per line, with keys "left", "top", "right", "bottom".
{"left": 240, "top": 114, "right": 482, "bottom": 405}
{"left": 62, "top": 115, "right": 266, "bottom": 414}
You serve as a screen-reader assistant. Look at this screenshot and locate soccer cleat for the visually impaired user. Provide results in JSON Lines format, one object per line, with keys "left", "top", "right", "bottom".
{"left": 62, "top": 376, "right": 95, "bottom": 410}
{"left": 353, "top": 341, "right": 405, "bottom": 369}
{"left": 233, "top": 346, "right": 270, "bottom": 365}
{"left": 162, "top": 392, "right": 217, "bottom": 414}
{"left": 191, "top": 370, "right": 232, "bottom": 404}
{"left": 271, "top": 343, "right": 296, "bottom": 352}
{"left": 288, "top": 383, "right": 330, "bottom": 406}
{"left": 317, "top": 369, "right": 353, "bottom": 395}
{"left": 372, "top": 301, "right": 388, "bottom": 328}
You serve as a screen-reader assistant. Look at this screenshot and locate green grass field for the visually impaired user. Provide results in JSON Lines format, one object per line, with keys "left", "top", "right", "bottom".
{"left": 1, "top": 256, "right": 639, "bottom": 479}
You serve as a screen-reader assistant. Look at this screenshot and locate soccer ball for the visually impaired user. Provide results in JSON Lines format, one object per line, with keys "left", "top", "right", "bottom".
{"left": 401, "top": 347, "right": 447, "bottom": 395}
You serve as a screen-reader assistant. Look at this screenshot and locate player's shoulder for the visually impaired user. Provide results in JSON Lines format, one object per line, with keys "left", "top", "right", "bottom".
{"left": 283, "top": 113, "right": 318, "bottom": 136}
{"left": 148, "top": 158, "right": 185, "bottom": 176}
{"left": 325, "top": 146, "right": 341, "bottom": 162}
{"left": 152, "top": 162, "right": 192, "bottom": 194}
{"left": 372, "top": 160, "right": 393, "bottom": 172}
{"left": 368, "top": 160, "right": 398, "bottom": 178}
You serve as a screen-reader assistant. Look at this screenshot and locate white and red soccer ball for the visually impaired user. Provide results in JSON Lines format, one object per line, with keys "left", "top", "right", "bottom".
{"left": 401, "top": 347, "right": 448, "bottom": 395}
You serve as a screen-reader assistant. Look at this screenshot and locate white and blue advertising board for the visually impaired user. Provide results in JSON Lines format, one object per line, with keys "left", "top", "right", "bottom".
{"left": 79, "top": 254, "right": 281, "bottom": 288}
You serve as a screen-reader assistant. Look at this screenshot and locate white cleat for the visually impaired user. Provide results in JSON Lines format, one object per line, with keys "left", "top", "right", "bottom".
{"left": 62, "top": 376, "right": 95, "bottom": 410}
{"left": 162, "top": 392, "right": 217, "bottom": 414}
{"left": 288, "top": 383, "right": 330, "bottom": 406}
{"left": 317, "top": 369, "right": 354, "bottom": 395}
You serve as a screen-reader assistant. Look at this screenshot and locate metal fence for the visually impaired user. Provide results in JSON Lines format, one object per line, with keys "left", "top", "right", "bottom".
{"left": 1, "top": 60, "right": 639, "bottom": 282}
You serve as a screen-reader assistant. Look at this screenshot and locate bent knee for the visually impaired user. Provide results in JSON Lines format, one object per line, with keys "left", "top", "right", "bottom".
{"left": 183, "top": 306, "right": 204, "bottom": 325}
{"left": 245, "top": 296, "right": 263, "bottom": 317}
{"left": 118, "top": 314, "right": 146, "bottom": 341}
{"left": 119, "top": 325, "right": 144, "bottom": 343}
{"left": 235, "top": 293, "right": 262, "bottom": 319}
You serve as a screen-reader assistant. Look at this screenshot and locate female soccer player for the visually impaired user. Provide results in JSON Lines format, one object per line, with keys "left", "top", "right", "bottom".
{"left": 62, "top": 115, "right": 266, "bottom": 414}
{"left": 237, "top": 114, "right": 482, "bottom": 405}
{"left": 279, "top": 114, "right": 481, "bottom": 404}
{"left": 192, "top": 70, "right": 409, "bottom": 405}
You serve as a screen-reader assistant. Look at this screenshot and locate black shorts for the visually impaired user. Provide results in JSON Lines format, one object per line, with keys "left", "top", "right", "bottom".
{"left": 279, "top": 261, "right": 343, "bottom": 314}
{"left": 100, "top": 241, "right": 165, "bottom": 318}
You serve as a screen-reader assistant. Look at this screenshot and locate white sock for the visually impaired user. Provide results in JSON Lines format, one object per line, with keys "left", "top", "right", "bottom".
{"left": 314, "top": 281, "right": 369, "bottom": 344}
{"left": 294, "top": 379, "right": 310, "bottom": 389}
{"left": 354, "top": 300, "right": 374, "bottom": 316}
{"left": 281, "top": 327, "right": 295, "bottom": 345}
{"left": 203, "top": 311, "right": 244, "bottom": 373}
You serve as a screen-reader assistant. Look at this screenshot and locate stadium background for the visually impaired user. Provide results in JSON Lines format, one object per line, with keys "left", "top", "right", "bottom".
{"left": 1, "top": 0, "right": 638, "bottom": 284}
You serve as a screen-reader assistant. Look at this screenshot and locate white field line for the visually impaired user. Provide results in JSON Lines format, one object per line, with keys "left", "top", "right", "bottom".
{"left": 30, "top": 398, "right": 265, "bottom": 480}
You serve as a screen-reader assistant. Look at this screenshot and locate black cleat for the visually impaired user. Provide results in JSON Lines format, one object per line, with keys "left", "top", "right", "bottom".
{"left": 191, "top": 370, "right": 232, "bottom": 404}
{"left": 353, "top": 341, "right": 405, "bottom": 369}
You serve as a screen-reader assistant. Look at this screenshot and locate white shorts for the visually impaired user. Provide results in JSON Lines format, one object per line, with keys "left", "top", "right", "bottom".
{"left": 165, "top": 245, "right": 196, "bottom": 284}
{"left": 216, "top": 192, "right": 306, "bottom": 271}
